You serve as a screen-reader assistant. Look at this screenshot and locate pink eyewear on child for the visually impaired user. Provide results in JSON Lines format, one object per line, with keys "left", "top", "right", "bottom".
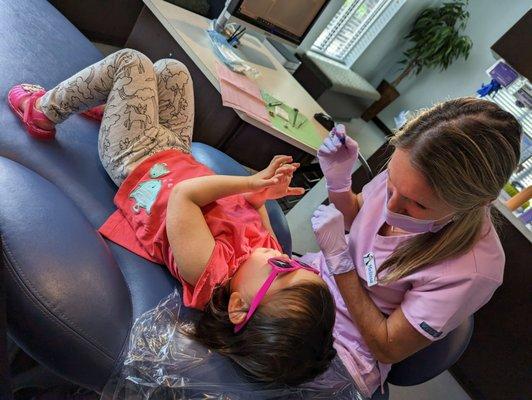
{"left": 233, "top": 257, "right": 319, "bottom": 333}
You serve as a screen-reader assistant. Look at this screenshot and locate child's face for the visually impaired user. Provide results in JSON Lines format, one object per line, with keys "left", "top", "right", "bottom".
{"left": 230, "top": 248, "right": 325, "bottom": 306}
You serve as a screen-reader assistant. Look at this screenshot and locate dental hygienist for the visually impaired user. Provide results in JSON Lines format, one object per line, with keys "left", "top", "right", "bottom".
{"left": 302, "top": 98, "right": 522, "bottom": 397}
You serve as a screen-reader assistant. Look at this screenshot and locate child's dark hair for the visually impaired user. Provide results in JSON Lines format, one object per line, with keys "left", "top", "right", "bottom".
{"left": 192, "top": 281, "right": 337, "bottom": 385}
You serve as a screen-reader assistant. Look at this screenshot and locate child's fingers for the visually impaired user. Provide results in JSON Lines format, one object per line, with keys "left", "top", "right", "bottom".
{"left": 286, "top": 186, "right": 305, "bottom": 196}
{"left": 271, "top": 155, "right": 289, "bottom": 162}
{"left": 273, "top": 172, "right": 286, "bottom": 181}
{"left": 288, "top": 162, "right": 300, "bottom": 173}
{"left": 275, "top": 163, "right": 298, "bottom": 176}
{"left": 275, "top": 164, "right": 295, "bottom": 175}
{"left": 270, "top": 155, "right": 293, "bottom": 169}
{"left": 262, "top": 173, "right": 285, "bottom": 186}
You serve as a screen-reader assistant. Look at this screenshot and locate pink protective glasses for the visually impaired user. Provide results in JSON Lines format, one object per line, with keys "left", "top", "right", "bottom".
{"left": 233, "top": 257, "right": 319, "bottom": 333}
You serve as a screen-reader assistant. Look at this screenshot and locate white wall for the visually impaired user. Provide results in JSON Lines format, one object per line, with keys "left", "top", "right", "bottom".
{"left": 364, "top": 0, "right": 532, "bottom": 129}
{"left": 350, "top": 0, "right": 438, "bottom": 86}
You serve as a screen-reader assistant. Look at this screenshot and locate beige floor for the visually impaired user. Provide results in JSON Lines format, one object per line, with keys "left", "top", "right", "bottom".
{"left": 389, "top": 371, "right": 471, "bottom": 400}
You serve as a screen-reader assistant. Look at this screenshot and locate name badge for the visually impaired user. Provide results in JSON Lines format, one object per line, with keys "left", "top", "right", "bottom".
{"left": 363, "top": 252, "right": 378, "bottom": 287}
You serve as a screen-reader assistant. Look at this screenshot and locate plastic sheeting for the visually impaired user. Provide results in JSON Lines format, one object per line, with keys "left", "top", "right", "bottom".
{"left": 102, "top": 290, "right": 366, "bottom": 400}
{"left": 207, "top": 29, "right": 261, "bottom": 79}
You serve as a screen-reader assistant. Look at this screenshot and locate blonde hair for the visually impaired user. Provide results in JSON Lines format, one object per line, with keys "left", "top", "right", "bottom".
{"left": 380, "top": 97, "right": 522, "bottom": 283}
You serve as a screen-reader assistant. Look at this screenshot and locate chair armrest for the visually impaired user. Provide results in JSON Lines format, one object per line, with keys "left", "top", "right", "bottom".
{"left": 387, "top": 315, "right": 474, "bottom": 386}
{"left": 0, "top": 157, "right": 131, "bottom": 389}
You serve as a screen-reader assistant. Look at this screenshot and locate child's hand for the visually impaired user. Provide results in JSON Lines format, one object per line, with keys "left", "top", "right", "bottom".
{"left": 247, "top": 155, "right": 293, "bottom": 191}
{"left": 259, "top": 163, "right": 305, "bottom": 200}
{"left": 246, "top": 157, "right": 305, "bottom": 207}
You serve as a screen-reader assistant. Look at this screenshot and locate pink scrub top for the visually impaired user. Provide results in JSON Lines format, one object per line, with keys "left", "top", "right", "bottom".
{"left": 300, "top": 171, "right": 504, "bottom": 397}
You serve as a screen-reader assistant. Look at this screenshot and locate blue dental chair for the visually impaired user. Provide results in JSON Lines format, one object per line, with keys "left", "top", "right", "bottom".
{"left": 0, "top": 1, "right": 473, "bottom": 399}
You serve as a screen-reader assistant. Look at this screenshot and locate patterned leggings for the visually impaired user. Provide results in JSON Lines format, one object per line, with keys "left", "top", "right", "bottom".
{"left": 40, "top": 49, "right": 194, "bottom": 186}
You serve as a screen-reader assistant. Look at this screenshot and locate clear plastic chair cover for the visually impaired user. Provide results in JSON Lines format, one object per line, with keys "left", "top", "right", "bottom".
{"left": 101, "top": 290, "right": 366, "bottom": 400}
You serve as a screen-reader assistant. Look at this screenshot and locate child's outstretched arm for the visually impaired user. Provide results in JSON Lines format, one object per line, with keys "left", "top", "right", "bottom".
{"left": 166, "top": 157, "right": 291, "bottom": 285}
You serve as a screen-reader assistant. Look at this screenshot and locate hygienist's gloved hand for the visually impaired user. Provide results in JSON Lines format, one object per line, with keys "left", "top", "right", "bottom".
{"left": 311, "top": 204, "right": 355, "bottom": 275}
{"left": 317, "top": 124, "right": 359, "bottom": 192}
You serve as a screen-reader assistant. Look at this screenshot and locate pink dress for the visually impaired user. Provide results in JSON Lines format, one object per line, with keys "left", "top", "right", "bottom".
{"left": 99, "top": 150, "right": 281, "bottom": 310}
{"left": 300, "top": 171, "right": 504, "bottom": 397}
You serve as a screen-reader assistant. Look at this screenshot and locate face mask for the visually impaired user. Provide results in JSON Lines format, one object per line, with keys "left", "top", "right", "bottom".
{"left": 384, "top": 189, "right": 454, "bottom": 234}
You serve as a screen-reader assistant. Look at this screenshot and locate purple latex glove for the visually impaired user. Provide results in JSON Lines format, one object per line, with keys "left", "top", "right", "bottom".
{"left": 311, "top": 204, "right": 355, "bottom": 275}
{"left": 317, "top": 124, "right": 359, "bottom": 192}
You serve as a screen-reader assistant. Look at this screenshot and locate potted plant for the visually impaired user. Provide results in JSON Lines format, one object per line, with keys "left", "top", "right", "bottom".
{"left": 362, "top": 0, "right": 473, "bottom": 121}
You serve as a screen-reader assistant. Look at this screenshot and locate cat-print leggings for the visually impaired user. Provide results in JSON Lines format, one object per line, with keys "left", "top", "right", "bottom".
{"left": 40, "top": 49, "right": 194, "bottom": 186}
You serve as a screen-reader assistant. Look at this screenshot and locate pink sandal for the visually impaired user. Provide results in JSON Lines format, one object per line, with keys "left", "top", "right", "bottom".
{"left": 8, "top": 84, "right": 56, "bottom": 140}
{"left": 81, "top": 104, "right": 105, "bottom": 122}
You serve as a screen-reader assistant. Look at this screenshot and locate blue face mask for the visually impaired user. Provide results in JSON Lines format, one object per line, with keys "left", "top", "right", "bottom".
{"left": 384, "top": 188, "right": 455, "bottom": 234}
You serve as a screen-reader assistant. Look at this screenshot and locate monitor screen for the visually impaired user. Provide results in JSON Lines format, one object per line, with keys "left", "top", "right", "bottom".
{"left": 233, "top": 0, "right": 329, "bottom": 45}
{"left": 491, "top": 10, "right": 532, "bottom": 80}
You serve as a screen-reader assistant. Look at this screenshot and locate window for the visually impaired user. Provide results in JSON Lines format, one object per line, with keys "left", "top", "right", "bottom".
{"left": 311, "top": 0, "right": 405, "bottom": 66}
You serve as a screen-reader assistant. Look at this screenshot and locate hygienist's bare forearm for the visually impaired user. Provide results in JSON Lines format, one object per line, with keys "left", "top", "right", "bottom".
{"left": 173, "top": 175, "right": 251, "bottom": 207}
{"left": 334, "top": 271, "right": 394, "bottom": 363}
{"left": 329, "top": 190, "right": 360, "bottom": 230}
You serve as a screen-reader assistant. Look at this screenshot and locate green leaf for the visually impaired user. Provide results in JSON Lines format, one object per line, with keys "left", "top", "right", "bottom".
{"left": 399, "top": 0, "right": 472, "bottom": 74}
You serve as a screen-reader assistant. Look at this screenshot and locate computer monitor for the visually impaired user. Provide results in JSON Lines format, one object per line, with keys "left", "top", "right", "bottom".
{"left": 214, "top": 0, "right": 330, "bottom": 46}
